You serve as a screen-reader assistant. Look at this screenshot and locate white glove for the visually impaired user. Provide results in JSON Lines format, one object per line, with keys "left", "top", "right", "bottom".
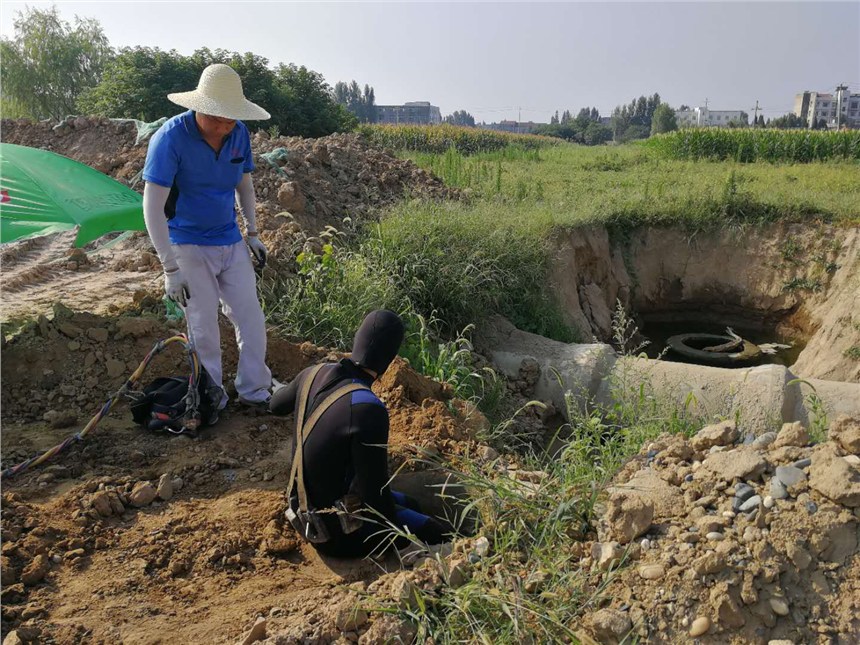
{"left": 247, "top": 235, "right": 267, "bottom": 269}
{"left": 164, "top": 268, "right": 191, "bottom": 307}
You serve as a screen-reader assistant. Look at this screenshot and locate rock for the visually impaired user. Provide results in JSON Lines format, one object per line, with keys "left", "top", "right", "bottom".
{"left": 786, "top": 543, "right": 812, "bottom": 570}
{"left": 391, "top": 574, "right": 420, "bottom": 610}
{"left": 692, "top": 420, "right": 739, "bottom": 451}
{"left": 752, "top": 432, "right": 778, "bottom": 449}
{"left": 334, "top": 602, "right": 368, "bottom": 631}
{"left": 478, "top": 445, "right": 499, "bottom": 461}
{"left": 734, "top": 483, "right": 755, "bottom": 502}
{"left": 596, "top": 542, "right": 624, "bottom": 571}
{"left": 90, "top": 491, "right": 114, "bottom": 516}
{"left": 706, "top": 532, "right": 725, "bottom": 541}
{"left": 240, "top": 617, "right": 267, "bottom": 645}
{"left": 769, "top": 597, "right": 789, "bottom": 616}
{"left": 128, "top": 481, "right": 157, "bottom": 507}
{"left": 693, "top": 551, "right": 726, "bottom": 576}
{"left": 609, "top": 469, "right": 684, "bottom": 520}
{"left": 775, "top": 465, "right": 806, "bottom": 493}
{"left": 172, "top": 477, "right": 184, "bottom": 492}
{"left": 20, "top": 554, "right": 49, "bottom": 586}
{"left": 277, "top": 181, "right": 306, "bottom": 213}
{"left": 57, "top": 322, "right": 83, "bottom": 338}
{"left": 446, "top": 558, "right": 469, "bottom": 588}
{"left": 473, "top": 536, "right": 490, "bottom": 557}
{"left": 701, "top": 449, "right": 766, "bottom": 482}
{"left": 808, "top": 445, "right": 860, "bottom": 507}
{"left": 638, "top": 564, "right": 665, "bottom": 580}
{"left": 772, "top": 422, "right": 809, "bottom": 449}
{"left": 771, "top": 478, "right": 788, "bottom": 500}
{"left": 739, "top": 495, "right": 762, "bottom": 512}
{"left": 156, "top": 474, "right": 173, "bottom": 501}
{"left": 689, "top": 616, "right": 711, "bottom": 637}
{"left": 105, "top": 359, "right": 126, "bottom": 378}
{"left": 358, "top": 616, "right": 416, "bottom": 645}
{"left": 0, "top": 557, "right": 18, "bottom": 585}
{"left": 603, "top": 490, "right": 654, "bottom": 544}
{"left": 763, "top": 495, "right": 775, "bottom": 509}
{"left": 712, "top": 586, "right": 745, "bottom": 628}
{"left": 829, "top": 415, "right": 860, "bottom": 453}
{"left": 590, "top": 608, "right": 632, "bottom": 645}
{"left": 3, "top": 631, "right": 25, "bottom": 645}
{"left": 87, "top": 327, "right": 110, "bottom": 343}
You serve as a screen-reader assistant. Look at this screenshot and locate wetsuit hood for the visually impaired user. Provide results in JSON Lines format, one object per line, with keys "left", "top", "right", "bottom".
{"left": 351, "top": 310, "right": 404, "bottom": 376}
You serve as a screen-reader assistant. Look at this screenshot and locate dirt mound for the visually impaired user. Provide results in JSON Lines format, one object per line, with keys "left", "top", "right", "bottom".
{"left": 576, "top": 418, "right": 860, "bottom": 644}
{"left": 1, "top": 117, "right": 458, "bottom": 321}
{"left": 0, "top": 306, "right": 490, "bottom": 642}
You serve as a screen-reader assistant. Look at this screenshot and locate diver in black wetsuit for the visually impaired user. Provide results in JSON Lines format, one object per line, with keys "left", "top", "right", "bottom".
{"left": 270, "top": 310, "right": 450, "bottom": 557}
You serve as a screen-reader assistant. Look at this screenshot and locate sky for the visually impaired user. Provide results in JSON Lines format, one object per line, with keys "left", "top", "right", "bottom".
{"left": 2, "top": 1, "right": 858, "bottom": 123}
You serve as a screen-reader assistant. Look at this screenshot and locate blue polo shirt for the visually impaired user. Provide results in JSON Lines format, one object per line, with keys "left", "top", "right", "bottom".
{"left": 143, "top": 110, "right": 255, "bottom": 246}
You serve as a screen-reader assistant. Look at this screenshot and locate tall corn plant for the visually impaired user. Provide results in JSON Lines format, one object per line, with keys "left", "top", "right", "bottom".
{"left": 647, "top": 128, "right": 860, "bottom": 163}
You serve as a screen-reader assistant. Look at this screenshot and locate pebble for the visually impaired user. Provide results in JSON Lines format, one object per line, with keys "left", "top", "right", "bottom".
{"left": 763, "top": 496, "right": 775, "bottom": 509}
{"left": 769, "top": 597, "right": 790, "bottom": 616}
{"left": 473, "top": 537, "right": 490, "bottom": 558}
{"left": 739, "top": 495, "right": 762, "bottom": 513}
{"left": 793, "top": 458, "right": 812, "bottom": 468}
{"left": 259, "top": 424, "right": 269, "bottom": 431}
{"left": 771, "top": 479, "right": 788, "bottom": 500}
{"left": 775, "top": 465, "right": 806, "bottom": 489}
{"left": 689, "top": 616, "right": 711, "bottom": 637}
{"left": 684, "top": 474, "right": 694, "bottom": 482}
{"left": 706, "top": 532, "right": 725, "bottom": 541}
{"left": 805, "top": 501, "right": 818, "bottom": 515}
{"left": 734, "top": 483, "right": 755, "bottom": 501}
{"left": 752, "top": 432, "right": 777, "bottom": 448}
{"left": 639, "top": 564, "right": 665, "bottom": 580}
{"left": 640, "top": 538, "right": 651, "bottom": 550}
{"left": 722, "top": 511, "right": 736, "bottom": 519}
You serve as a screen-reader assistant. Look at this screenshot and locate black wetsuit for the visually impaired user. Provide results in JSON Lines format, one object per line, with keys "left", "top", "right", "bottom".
{"left": 270, "top": 358, "right": 446, "bottom": 557}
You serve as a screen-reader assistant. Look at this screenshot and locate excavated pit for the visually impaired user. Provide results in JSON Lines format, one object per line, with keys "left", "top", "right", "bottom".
{"left": 548, "top": 222, "right": 859, "bottom": 382}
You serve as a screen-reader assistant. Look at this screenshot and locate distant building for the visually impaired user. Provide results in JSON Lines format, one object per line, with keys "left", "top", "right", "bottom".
{"left": 481, "top": 120, "right": 544, "bottom": 134}
{"left": 375, "top": 101, "right": 442, "bottom": 125}
{"left": 675, "top": 107, "right": 747, "bottom": 127}
{"left": 794, "top": 88, "right": 860, "bottom": 128}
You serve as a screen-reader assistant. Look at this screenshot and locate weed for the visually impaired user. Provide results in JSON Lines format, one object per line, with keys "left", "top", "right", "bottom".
{"left": 844, "top": 345, "right": 860, "bottom": 361}
{"left": 782, "top": 277, "right": 823, "bottom": 293}
{"left": 787, "top": 379, "right": 829, "bottom": 443}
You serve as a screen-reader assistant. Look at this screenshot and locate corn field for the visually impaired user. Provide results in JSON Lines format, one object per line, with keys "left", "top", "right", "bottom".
{"left": 357, "top": 123, "right": 558, "bottom": 155}
{"left": 647, "top": 128, "right": 860, "bottom": 163}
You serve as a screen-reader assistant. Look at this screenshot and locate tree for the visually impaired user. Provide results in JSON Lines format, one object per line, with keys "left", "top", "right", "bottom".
{"left": 443, "top": 110, "right": 475, "bottom": 126}
{"left": 678, "top": 104, "right": 691, "bottom": 111}
{"left": 79, "top": 46, "right": 355, "bottom": 137}
{"left": 582, "top": 121, "right": 612, "bottom": 145}
{"left": 650, "top": 103, "right": 678, "bottom": 135}
{"left": 768, "top": 113, "right": 806, "bottom": 129}
{"left": 333, "top": 80, "right": 376, "bottom": 123}
{"left": 1, "top": 6, "right": 113, "bottom": 119}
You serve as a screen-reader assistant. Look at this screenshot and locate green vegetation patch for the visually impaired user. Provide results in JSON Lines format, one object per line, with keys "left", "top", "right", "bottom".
{"left": 358, "top": 123, "right": 559, "bottom": 155}
{"left": 646, "top": 128, "right": 860, "bottom": 163}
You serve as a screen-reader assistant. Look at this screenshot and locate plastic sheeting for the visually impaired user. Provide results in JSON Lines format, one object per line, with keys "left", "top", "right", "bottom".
{"left": 0, "top": 143, "right": 144, "bottom": 247}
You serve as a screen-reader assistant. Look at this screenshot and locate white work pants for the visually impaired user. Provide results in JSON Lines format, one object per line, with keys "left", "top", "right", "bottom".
{"left": 174, "top": 241, "right": 271, "bottom": 406}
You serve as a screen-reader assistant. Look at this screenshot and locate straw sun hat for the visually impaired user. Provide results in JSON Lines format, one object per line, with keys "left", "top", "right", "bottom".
{"left": 168, "top": 64, "right": 270, "bottom": 121}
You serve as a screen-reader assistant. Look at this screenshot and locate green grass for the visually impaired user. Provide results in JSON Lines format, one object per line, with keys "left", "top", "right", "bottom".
{"left": 646, "top": 128, "right": 860, "bottom": 163}
{"left": 403, "top": 144, "right": 860, "bottom": 229}
{"left": 370, "top": 351, "right": 706, "bottom": 641}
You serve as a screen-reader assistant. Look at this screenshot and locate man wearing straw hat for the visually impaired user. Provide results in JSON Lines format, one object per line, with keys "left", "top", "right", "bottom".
{"left": 142, "top": 63, "right": 272, "bottom": 412}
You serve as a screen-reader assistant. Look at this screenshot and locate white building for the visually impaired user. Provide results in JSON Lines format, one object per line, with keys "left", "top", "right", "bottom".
{"left": 675, "top": 107, "right": 747, "bottom": 127}
{"left": 794, "top": 88, "right": 860, "bottom": 128}
{"left": 375, "top": 101, "right": 442, "bottom": 125}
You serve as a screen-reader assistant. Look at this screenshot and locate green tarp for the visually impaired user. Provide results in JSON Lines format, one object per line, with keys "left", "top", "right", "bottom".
{"left": 0, "top": 143, "right": 145, "bottom": 247}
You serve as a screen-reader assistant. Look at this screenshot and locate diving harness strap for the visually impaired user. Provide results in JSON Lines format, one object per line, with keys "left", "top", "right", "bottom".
{"left": 285, "top": 364, "right": 371, "bottom": 543}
